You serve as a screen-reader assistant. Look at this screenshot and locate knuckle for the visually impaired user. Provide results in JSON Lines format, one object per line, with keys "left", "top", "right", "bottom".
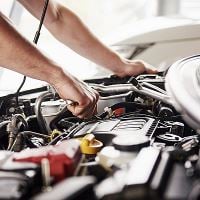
{"left": 66, "top": 105, "right": 74, "bottom": 113}
{"left": 96, "top": 93, "right": 99, "bottom": 102}
{"left": 134, "top": 60, "right": 144, "bottom": 66}
{"left": 93, "top": 90, "right": 99, "bottom": 101}
{"left": 77, "top": 114, "right": 85, "bottom": 119}
{"left": 71, "top": 106, "right": 84, "bottom": 117}
{"left": 90, "top": 91, "right": 99, "bottom": 104}
{"left": 92, "top": 108, "right": 97, "bottom": 116}
{"left": 79, "top": 91, "right": 98, "bottom": 107}
{"left": 79, "top": 97, "right": 90, "bottom": 106}
{"left": 90, "top": 95, "right": 95, "bottom": 104}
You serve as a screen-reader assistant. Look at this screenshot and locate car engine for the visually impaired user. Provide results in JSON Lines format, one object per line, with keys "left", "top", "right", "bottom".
{"left": 0, "top": 68, "right": 199, "bottom": 200}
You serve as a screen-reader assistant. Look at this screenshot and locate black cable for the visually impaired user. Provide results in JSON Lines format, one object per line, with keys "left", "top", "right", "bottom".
{"left": 33, "top": 0, "right": 50, "bottom": 44}
{"left": 15, "top": 0, "right": 50, "bottom": 107}
{"left": 15, "top": 76, "right": 26, "bottom": 106}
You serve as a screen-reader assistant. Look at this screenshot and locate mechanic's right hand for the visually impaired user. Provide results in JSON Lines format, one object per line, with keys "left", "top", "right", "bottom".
{"left": 52, "top": 70, "right": 99, "bottom": 119}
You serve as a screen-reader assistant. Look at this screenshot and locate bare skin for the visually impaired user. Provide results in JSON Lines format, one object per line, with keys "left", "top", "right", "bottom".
{"left": 0, "top": 0, "right": 157, "bottom": 118}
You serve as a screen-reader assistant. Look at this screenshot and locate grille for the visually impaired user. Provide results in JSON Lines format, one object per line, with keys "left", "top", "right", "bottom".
{"left": 113, "top": 119, "right": 147, "bottom": 131}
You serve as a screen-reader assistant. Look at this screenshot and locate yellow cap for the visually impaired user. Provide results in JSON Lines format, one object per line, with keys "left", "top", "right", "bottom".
{"left": 50, "top": 129, "right": 62, "bottom": 141}
{"left": 80, "top": 134, "right": 103, "bottom": 155}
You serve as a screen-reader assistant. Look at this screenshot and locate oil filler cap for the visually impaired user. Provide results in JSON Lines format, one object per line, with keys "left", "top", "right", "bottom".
{"left": 112, "top": 133, "right": 150, "bottom": 152}
{"left": 80, "top": 134, "right": 103, "bottom": 155}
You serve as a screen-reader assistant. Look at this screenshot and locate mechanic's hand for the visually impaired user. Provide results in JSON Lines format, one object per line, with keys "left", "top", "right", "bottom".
{"left": 52, "top": 71, "right": 99, "bottom": 119}
{"left": 114, "top": 58, "right": 158, "bottom": 77}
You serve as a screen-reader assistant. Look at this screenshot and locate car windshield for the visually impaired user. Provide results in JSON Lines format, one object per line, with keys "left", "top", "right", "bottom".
{"left": 0, "top": 0, "right": 200, "bottom": 93}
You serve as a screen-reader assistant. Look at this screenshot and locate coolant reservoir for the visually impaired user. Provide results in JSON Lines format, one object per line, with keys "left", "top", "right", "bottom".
{"left": 97, "top": 133, "right": 150, "bottom": 170}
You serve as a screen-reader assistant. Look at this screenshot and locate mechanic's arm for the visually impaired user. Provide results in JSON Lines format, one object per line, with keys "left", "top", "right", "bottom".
{"left": 18, "top": 0, "right": 157, "bottom": 77}
{"left": 0, "top": 12, "right": 98, "bottom": 118}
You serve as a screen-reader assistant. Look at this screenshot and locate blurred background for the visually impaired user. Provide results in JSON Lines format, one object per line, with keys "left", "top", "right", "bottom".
{"left": 0, "top": 0, "right": 200, "bottom": 90}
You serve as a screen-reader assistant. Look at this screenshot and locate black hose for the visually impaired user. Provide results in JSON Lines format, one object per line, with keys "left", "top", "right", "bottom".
{"left": 34, "top": 91, "right": 53, "bottom": 134}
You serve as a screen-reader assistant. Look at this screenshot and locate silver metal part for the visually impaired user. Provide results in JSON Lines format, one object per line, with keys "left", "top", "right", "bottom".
{"left": 86, "top": 122, "right": 100, "bottom": 134}
{"left": 141, "top": 82, "right": 167, "bottom": 94}
{"left": 41, "top": 158, "right": 52, "bottom": 192}
{"left": 99, "top": 92, "right": 133, "bottom": 100}
{"left": 90, "top": 83, "right": 171, "bottom": 105}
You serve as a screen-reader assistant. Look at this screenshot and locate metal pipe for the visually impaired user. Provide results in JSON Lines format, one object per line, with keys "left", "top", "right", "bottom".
{"left": 139, "top": 86, "right": 171, "bottom": 105}
{"left": 90, "top": 83, "right": 172, "bottom": 105}
{"left": 90, "top": 83, "right": 136, "bottom": 94}
{"left": 7, "top": 114, "right": 28, "bottom": 151}
{"left": 99, "top": 91, "right": 132, "bottom": 100}
{"left": 141, "top": 82, "right": 167, "bottom": 94}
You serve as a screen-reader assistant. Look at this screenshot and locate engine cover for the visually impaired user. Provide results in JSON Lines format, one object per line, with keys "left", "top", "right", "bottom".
{"left": 73, "top": 114, "right": 158, "bottom": 145}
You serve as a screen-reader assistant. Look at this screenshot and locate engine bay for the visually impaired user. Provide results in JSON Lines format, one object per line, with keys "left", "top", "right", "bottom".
{"left": 0, "top": 72, "right": 199, "bottom": 200}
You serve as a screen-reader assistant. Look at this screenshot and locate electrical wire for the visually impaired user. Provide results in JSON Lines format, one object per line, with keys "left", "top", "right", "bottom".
{"left": 15, "top": 0, "right": 50, "bottom": 107}
{"left": 15, "top": 76, "right": 26, "bottom": 106}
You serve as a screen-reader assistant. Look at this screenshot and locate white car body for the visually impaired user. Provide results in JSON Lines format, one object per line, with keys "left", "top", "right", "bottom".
{"left": 105, "top": 17, "right": 200, "bottom": 71}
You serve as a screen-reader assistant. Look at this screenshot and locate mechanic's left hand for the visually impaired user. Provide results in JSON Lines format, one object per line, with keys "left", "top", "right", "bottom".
{"left": 113, "top": 58, "right": 158, "bottom": 77}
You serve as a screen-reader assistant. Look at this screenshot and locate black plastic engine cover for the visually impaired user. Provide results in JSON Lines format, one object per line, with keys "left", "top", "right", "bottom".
{"left": 73, "top": 113, "right": 158, "bottom": 145}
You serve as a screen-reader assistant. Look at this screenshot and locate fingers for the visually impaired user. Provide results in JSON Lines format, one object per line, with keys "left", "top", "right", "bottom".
{"left": 140, "top": 60, "right": 158, "bottom": 74}
{"left": 67, "top": 98, "right": 97, "bottom": 119}
{"left": 146, "top": 68, "right": 158, "bottom": 74}
{"left": 121, "top": 59, "right": 158, "bottom": 77}
{"left": 52, "top": 71, "right": 99, "bottom": 119}
{"left": 77, "top": 103, "right": 97, "bottom": 119}
{"left": 67, "top": 86, "right": 99, "bottom": 119}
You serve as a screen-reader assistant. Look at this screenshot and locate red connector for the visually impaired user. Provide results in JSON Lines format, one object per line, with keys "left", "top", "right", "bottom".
{"left": 13, "top": 139, "right": 81, "bottom": 181}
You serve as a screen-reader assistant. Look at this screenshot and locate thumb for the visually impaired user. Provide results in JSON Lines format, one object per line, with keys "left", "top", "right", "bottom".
{"left": 141, "top": 61, "right": 158, "bottom": 74}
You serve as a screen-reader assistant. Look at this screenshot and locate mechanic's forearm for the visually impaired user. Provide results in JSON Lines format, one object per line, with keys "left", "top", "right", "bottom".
{"left": 46, "top": 5, "right": 123, "bottom": 73}
{"left": 0, "top": 13, "right": 66, "bottom": 86}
